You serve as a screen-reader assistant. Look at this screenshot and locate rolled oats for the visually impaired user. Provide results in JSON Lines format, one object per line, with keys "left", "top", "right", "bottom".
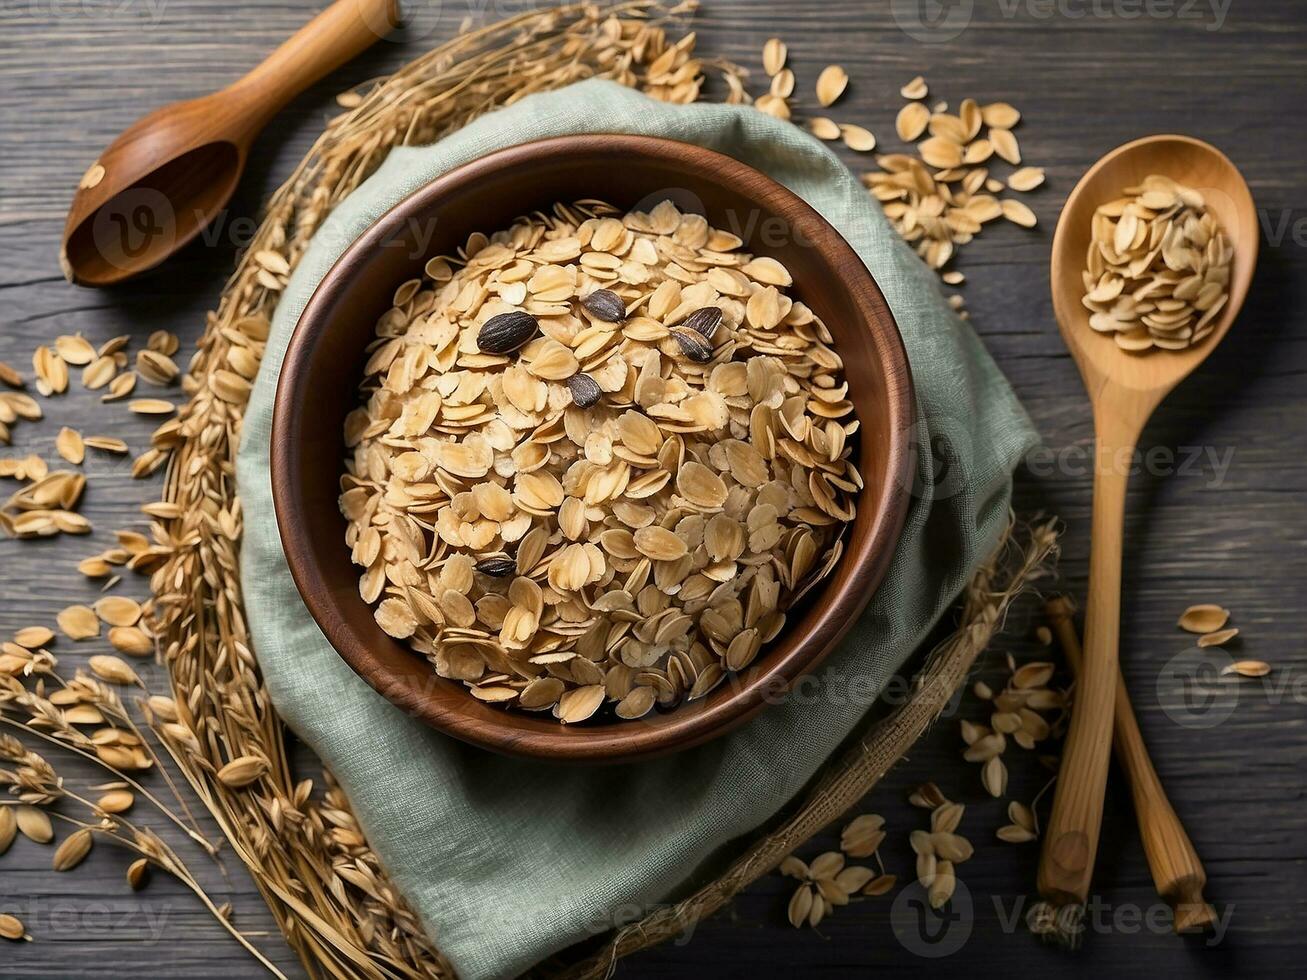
{"left": 1083, "top": 175, "right": 1233, "bottom": 351}
{"left": 341, "top": 199, "right": 859, "bottom": 723}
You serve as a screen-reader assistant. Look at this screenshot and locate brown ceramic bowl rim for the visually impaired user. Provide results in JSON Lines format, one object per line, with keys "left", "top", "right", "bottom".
{"left": 272, "top": 134, "right": 915, "bottom": 762}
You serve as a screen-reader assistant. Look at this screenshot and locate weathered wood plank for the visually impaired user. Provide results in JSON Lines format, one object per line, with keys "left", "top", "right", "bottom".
{"left": 3, "top": 0, "right": 1305, "bottom": 976}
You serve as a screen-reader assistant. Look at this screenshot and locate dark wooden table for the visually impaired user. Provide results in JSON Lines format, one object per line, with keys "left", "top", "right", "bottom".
{"left": 3, "top": 1, "right": 1304, "bottom": 976}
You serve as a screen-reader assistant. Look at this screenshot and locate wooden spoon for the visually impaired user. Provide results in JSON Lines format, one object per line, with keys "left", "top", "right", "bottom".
{"left": 61, "top": 0, "right": 400, "bottom": 287}
{"left": 1038, "top": 135, "right": 1257, "bottom": 913}
{"left": 1045, "top": 597, "right": 1217, "bottom": 933}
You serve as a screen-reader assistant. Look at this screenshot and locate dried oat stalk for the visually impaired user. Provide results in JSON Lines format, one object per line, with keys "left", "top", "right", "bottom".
{"left": 133, "top": 4, "right": 742, "bottom": 977}
{"left": 557, "top": 519, "right": 1059, "bottom": 976}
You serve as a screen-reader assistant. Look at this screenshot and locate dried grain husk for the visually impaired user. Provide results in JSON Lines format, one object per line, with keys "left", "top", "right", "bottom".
{"left": 786, "top": 884, "right": 813, "bottom": 927}
{"left": 57, "top": 605, "right": 99, "bottom": 640}
{"left": 109, "top": 626, "right": 154, "bottom": 656}
{"left": 88, "top": 654, "right": 138, "bottom": 686}
{"left": 927, "top": 860, "right": 956, "bottom": 908}
{"left": 53, "top": 828, "right": 94, "bottom": 871}
{"left": 127, "top": 857, "right": 151, "bottom": 890}
{"left": 1222, "top": 660, "right": 1269, "bottom": 677}
{"left": 13, "top": 626, "right": 54, "bottom": 649}
{"left": 0, "top": 806, "right": 16, "bottom": 854}
{"left": 997, "top": 824, "right": 1037, "bottom": 843}
{"left": 97, "top": 789, "right": 136, "bottom": 814}
{"left": 95, "top": 595, "right": 142, "bottom": 627}
{"left": 862, "top": 873, "right": 897, "bottom": 897}
{"left": 981, "top": 755, "right": 1008, "bottom": 797}
{"left": 839, "top": 813, "right": 885, "bottom": 857}
{"left": 0, "top": 912, "right": 26, "bottom": 941}
{"left": 1198, "top": 627, "right": 1239, "bottom": 648}
{"left": 1178, "top": 603, "right": 1229, "bottom": 633}
{"left": 217, "top": 755, "right": 270, "bottom": 788}
{"left": 16, "top": 804, "right": 53, "bottom": 844}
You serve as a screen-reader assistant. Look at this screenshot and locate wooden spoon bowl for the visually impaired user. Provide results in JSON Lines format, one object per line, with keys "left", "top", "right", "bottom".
{"left": 61, "top": 0, "right": 399, "bottom": 287}
{"left": 1039, "top": 134, "right": 1256, "bottom": 909}
{"left": 1052, "top": 134, "right": 1258, "bottom": 401}
{"left": 270, "top": 135, "right": 916, "bottom": 763}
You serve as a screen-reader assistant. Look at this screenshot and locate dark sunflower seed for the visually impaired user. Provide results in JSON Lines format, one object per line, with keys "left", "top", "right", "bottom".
{"left": 567, "top": 373, "right": 602, "bottom": 408}
{"left": 474, "top": 557, "right": 516, "bottom": 577}
{"left": 580, "top": 288, "right": 626, "bottom": 323}
{"left": 476, "top": 311, "right": 538, "bottom": 354}
{"left": 671, "top": 328, "right": 714, "bottom": 363}
{"left": 679, "top": 306, "right": 723, "bottom": 340}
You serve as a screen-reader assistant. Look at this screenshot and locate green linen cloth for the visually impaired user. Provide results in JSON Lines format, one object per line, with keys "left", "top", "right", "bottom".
{"left": 237, "top": 79, "right": 1038, "bottom": 979}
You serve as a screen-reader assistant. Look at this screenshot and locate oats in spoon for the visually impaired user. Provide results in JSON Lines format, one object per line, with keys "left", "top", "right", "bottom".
{"left": 1082, "top": 174, "right": 1233, "bottom": 352}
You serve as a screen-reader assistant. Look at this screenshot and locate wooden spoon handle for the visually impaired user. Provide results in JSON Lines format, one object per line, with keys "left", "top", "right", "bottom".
{"left": 1037, "top": 430, "right": 1132, "bottom": 906}
{"left": 1046, "top": 597, "right": 1216, "bottom": 932}
{"left": 227, "top": 0, "right": 400, "bottom": 128}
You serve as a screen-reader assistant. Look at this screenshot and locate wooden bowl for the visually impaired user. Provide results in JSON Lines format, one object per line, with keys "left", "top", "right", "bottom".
{"left": 271, "top": 135, "right": 915, "bottom": 762}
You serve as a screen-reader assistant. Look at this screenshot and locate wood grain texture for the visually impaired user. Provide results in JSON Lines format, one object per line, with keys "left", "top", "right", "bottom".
{"left": 2, "top": 1, "right": 1305, "bottom": 977}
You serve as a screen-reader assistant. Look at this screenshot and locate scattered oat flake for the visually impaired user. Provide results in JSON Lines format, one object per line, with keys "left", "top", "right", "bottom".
{"left": 1008, "top": 167, "right": 1045, "bottom": 192}
{"left": 0, "top": 912, "right": 27, "bottom": 941}
{"left": 1178, "top": 603, "right": 1229, "bottom": 633}
{"left": 896, "top": 102, "right": 930, "bottom": 142}
{"left": 769, "top": 68, "right": 795, "bottom": 99}
{"left": 807, "top": 116, "right": 840, "bottom": 141}
{"left": 981, "top": 102, "right": 1020, "bottom": 128}
{"left": 990, "top": 128, "right": 1021, "bottom": 165}
{"left": 1001, "top": 198, "right": 1037, "bottom": 228}
{"left": 840, "top": 124, "right": 876, "bottom": 152}
{"left": 14, "top": 625, "right": 54, "bottom": 648}
{"left": 33, "top": 346, "right": 69, "bottom": 395}
{"left": 95, "top": 595, "right": 142, "bottom": 627}
{"left": 342, "top": 197, "right": 858, "bottom": 722}
{"left": 57, "top": 604, "right": 99, "bottom": 640}
{"left": 56, "top": 427, "right": 85, "bottom": 464}
{"left": 1197, "top": 627, "right": 1239, "bottom": 648}
{"left": 84, "top": 435, "right": 129, "bottom": 454}
{"left": 1221, "top": 659, "right": 1269, "bottom": 678}
{"left": 128, "top": 399, "right": 176, "bottom": 415}
{"left": 997, "top": 824, "right": 1037, "bottom": 843}
{"left": 754, "top": 93, "right": 790, "bottom": 121}
{"left": 901, "top": 75, "right": 928, "bottom": 100}
{"left": 816, "top": 65, "right": 848, "bottom": 107}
